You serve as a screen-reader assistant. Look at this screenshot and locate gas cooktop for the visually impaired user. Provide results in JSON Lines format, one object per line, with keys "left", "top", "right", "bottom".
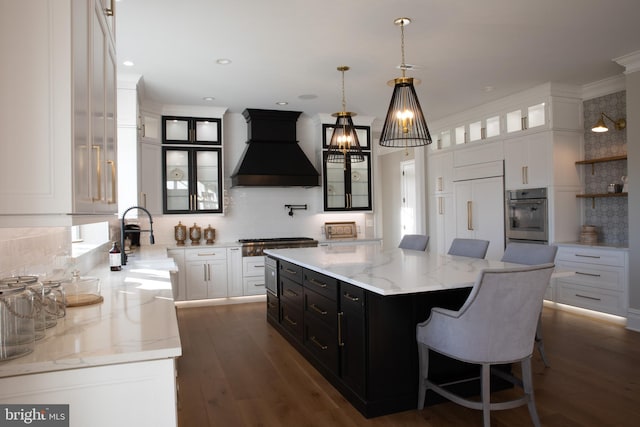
{"left": 239, "top": 237, "right": 318, "bottom": 256}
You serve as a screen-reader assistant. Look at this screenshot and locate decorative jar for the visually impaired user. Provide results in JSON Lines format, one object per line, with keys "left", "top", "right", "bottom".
{"left": 174, "top": 221, "right": 187, "bottom": 246}
{"left": 189, "top": 223, "right": 202, "bottom": 245}
{"left": 204, "top": 225, "right": 216, "bottom": 245}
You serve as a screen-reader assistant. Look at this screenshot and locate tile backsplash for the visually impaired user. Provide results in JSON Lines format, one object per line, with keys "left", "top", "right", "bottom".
{"left": 0, "top": 227, "right": 71, "bottom": 278}
{"left": 583, "top": 91, "right": 628, "bottom": 246}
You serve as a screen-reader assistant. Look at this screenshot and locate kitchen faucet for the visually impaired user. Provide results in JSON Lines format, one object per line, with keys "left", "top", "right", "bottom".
{"left": 120, "top": 206, "right": 155, "bottom": 265}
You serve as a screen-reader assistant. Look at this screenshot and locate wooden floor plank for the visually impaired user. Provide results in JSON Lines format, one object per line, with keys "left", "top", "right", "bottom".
{"left": 176, "top": 302, "right": 640, "bottom": 426}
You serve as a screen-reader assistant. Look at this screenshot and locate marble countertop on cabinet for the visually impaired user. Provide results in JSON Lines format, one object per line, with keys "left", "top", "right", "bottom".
{"left": 265, "top": 245, "right": 523, "bottom": 297}
{"left": 555, "top": 241, "right": 629, "bottom": 251}
{"left": 0, "top": 249, "right": 181, "bottom": 378}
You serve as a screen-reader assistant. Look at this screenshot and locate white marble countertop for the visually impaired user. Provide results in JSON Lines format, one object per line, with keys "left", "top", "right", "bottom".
{"left": 265, "top": 245, "right": 520, "bottom": 296}
{"left": 0, "top": 250, "right": 181, "bottom": 378}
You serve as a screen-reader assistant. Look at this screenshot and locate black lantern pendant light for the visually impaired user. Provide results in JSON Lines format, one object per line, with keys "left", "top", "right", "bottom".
{"left": 380, "top": 17, "right": 432, "bottom": 148}
{"left": 326, "top": 66, "right": 365, "bottom": 169}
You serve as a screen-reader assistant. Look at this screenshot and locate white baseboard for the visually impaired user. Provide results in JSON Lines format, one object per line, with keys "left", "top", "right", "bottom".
{"left": 626, "top": 308, "right": 640, "bottom": 332}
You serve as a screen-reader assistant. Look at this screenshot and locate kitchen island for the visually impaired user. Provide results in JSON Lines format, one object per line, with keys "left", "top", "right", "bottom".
{"left": 0, "top": 254, "right": 181, "bottom": 427}
{"left": 264, "top": 244, "right": 519, "bottom": 418}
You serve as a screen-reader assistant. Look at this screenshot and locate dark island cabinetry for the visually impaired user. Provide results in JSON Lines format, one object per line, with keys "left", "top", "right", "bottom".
{"left": 267, "top": 256, "right": 472, "bottom": 417}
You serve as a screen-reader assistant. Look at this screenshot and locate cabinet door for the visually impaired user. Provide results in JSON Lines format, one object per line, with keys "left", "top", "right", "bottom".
{"left": 454, "top": 177, "right": 505, "bottom": 259}
{"left": 162, "top": 147, "right": 222, "bottom": 214}
{"left": 434, "top": 193, "right": 456, "bottom": 254}
{"left": 340, "top": 282, "right": 366, "bottom": 396}
{"left": 504, "top": 133, "right": 549, "bottom": 189}
{"left": 323, "top": 152, "right": 372, "bottom": 211}
{"left": 139, "top": 142, "right": 162, "bottom": 215}
{"left": 429, "top": 152, "right": 454, "bottom": 194}
{"left": 206, "top": 260, "right": 228, "bottom": 299}
{"left": 185, "top": 260, "right": 208, "bottom": 300}
{"left": 226, "top": 247, "right": 243, "bottom": 297}
{"left": 162, "top": 116, "right": 221, "bottom": 145}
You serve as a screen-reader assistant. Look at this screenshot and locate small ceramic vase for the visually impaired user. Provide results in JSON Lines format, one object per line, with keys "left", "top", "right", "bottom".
{"left": 189, "top": 223, "right": 202, "bottom": 245}
{"left": 174, "top": 221, "right": 187, "bottom": 246}
{"left": 204, "top": 225, "right": 215, "bottom": 245}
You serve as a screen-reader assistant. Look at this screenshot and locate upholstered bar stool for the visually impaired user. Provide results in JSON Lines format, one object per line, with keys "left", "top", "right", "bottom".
{"left": 398, "top": 234, "right": 429, "bottom": 251}
{"left": 447, "top": 238, "right": 490, "bottom": 259}
{"left": 501, "top": 242, "right": 558, "bottom": 367}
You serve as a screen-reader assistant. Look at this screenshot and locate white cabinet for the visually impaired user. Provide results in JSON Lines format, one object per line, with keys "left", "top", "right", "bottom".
{"left": 504, "top": 132, "right": 550, "bottom": 189}
{"left": 243, "top": 256, "right": 266, "bottom": 296}
{"left": 0, "top": 0, "right": 118, "bottom": 224}
{"left": 453, "top": 176, "right": 505, "bottom": 260}
{"left": 428, "top": 151, "right": 455, "bottom": 254}
{"left": 434, "top": 193, "right": 456, "bottom": 255}
{"left": 184, "top": 248, "right": 228, "bottom": 300}
{"left": 554, "top": 245, "right": 628, "bottom": 316}
{"left": 167, "top": 248, "right": 186, "bottom": 301}
{"left": 139, "top": 141, "right": 163, "bottom": 215}
{"left": 430, "top": 152, "right": 454, "bottom": 194}
{"left": 227, "top": 246, "right": 243, "bottom": 297}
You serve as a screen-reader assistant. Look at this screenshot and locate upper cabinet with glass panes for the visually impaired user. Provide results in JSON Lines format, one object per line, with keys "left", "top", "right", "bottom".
{"left": 162, "top": 116, "right": 222, "bottom": 145}
{"left": 431, "top": 84, "right": 584, "bottom": 152}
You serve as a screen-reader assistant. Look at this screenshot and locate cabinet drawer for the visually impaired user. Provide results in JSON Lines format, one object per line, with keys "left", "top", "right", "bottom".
{"left": 281, "top": 302, "right": 304, "bottom": 341}
{"left": 266, "top": 293, "right": 279, "bottom": 321}
{"left": 280, "top": 260, "right": 303, "bottom": 284}
{"left": 280, "top": 277, "right": 303, "bottom": 306}
{"left": 555, "top": 261, "right": 625, "bottom": 292}
{"left": 243, "top": 256, "right": 265, "bottom": 277}
{"left": 303, "top": 269, "right": 338, "bottom": 302}
{"left": 556, "top": 283, "right": 626, "bottom": 316}
{"left": 556, "top": 247, "right": 626, "bottom": 267}
{"left": 184, "top": 247, "right": 227, "bottom": 261}
{"left": 340, "top": 282, "right": 365, "bottom": 312}
{"left": 304, "top": 288, "right": 337, "bottom": 329}
{"left": 243, "top": 276, "right": 265, "bottom": 296}
{"left": 304, "top": 316, "right": 339, "bottom": 373}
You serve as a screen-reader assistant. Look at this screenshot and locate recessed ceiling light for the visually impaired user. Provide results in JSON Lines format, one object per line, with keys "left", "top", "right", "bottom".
{"left": 123, "top": 60, "right": 134, "bottom": 67}
{"left": 484, "top": 86, "right": 495, "bottom": 92}
{"left": 275, "top": 101, "right": 289, "bottom": 106}
{"left": 216, "top": 58, "right": 232, "bottom": 65}
{"left": 203, "top": 97, "right": 215, "bottom": 101}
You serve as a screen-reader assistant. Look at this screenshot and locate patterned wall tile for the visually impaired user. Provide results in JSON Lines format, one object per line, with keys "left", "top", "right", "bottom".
{"left": 583, "top": 91, "right": 628, "bottom": 246}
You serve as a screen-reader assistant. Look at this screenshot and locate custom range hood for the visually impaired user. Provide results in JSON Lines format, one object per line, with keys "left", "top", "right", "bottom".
{"left": 231, "top": 109, "right": 320, "bottom": 187}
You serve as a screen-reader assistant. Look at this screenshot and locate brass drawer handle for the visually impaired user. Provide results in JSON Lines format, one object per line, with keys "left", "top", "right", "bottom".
{"left": 343, "top": 292, "right": 359, "bottom": 302}
{"left": 309, "top": 278, "right": 328, "bottom": 288}
{"left": 284, "top": 315, "right": 297, "bottom": 326}
{"left": 575, "top": 254, "right": 601, "bottom": 259}
{"left": 310, "top": 304, "right": 327, "bottom": 315}
{"left": 284, "top": 268, "right": 297, "bottom": 275}
{"left": 310, "top": 336, "right": 328, "bottom": 350}
{"left": 267, "top": 302, "right": 277, "bottom": 309}
{"left": 284, "top": 289, "right": 299, "bottom": 297}
{"left": 338, "top": 312, "right": 344, "bottom": 347}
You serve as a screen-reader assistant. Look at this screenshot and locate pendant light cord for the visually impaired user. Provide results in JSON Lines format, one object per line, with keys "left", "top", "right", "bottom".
{"left": 400, "top": 20, "right": 406, "bottom": 78}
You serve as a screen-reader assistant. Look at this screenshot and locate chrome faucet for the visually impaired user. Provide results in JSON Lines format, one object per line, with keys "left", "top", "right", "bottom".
{"left": 121, "top": 206, "right": 155, "bottom": 265}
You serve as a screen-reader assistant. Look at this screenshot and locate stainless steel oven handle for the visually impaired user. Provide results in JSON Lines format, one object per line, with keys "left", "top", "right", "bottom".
{"left": 508, "top": 199, "right": 545, "bottom": 205}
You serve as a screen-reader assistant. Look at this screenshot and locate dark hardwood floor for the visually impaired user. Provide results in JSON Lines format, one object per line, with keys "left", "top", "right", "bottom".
{"left": 175, "top": 302, "right": 640, "bottom": 426}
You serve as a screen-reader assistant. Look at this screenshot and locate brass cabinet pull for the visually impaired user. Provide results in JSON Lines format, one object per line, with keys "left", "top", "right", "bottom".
{"left": 309, "top": 278, "right": 328, "bottom": 288}
{"left": 107, "top": 160, "right": 116, "bottom": 204}
{"left": 207, "top": 264, "right": 211, "bottom": 281}
{"left": 575, "top": 254, "right": 600, "bottom": 259}
{"left": 92, "top": 145, "right": 102, "bottom": 202}
{"left": 284, "top": 289, "right": 299, "bottom": 297}
{"left": 437, "top": 176, "right": 443, "bottom": 192}
{"left": 521, "top": 116, "right": 528, "bottom": 130}
{"left": 343, "top": 292, "right": 359, "bottom": 302}
{"left": 438, "top": 197, "right": 444, "bottom": 215}
{"left": 197, "top": 252, "right": 217, "bottom": 256}
{"left": 104, "top": 0, "right": 114, "bottom": 16}
{"left": 338, "top": 312, "right": 344, "bottom": 347}
{"left": 284, "top": 315, "right": 297, "bottom": 326}
{"left": 203, "top": 264, "right": 207, "bottom": 281}
{"left": 267, "top": 301, "right": 276, "bottom": 309}
{"left": 140, "top": 192, "right": 147, "bottom": 208}
{"left": 524, "top": 166, "right": 529, "bottom": 184}
{"left": 284, "top": 268, "right": 297, "bottom": 275}
{"left": 253, "top": 283, "right": 264, "bottom": 287}
{"left": 310, "top": 304, "right": 327, "bottom": 315}
{"left": 467, "top": 201, "right": 473, "bottom": 230}
{"left": 310, "top": 336, "right": 328, "bottom": 351}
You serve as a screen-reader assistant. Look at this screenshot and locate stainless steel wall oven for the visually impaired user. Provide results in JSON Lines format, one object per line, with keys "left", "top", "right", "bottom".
{"left": 505, "top": 188, "right": 548, "bottom": 244}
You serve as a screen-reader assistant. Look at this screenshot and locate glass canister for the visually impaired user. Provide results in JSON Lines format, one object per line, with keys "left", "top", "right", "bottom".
{"left": 1, "top": 276, "right": 46, "bottom": 340}
{"left": 43, "top": 280, "right": 66, "bottom": 319}
{"left": 0, "top": 283, "right": 35, "bottom": 361}
{"left": 63, "top": 271, "right": 103, "bottom": 307}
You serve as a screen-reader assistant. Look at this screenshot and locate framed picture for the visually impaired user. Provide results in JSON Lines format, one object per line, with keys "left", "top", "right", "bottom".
{"left": 322, "top": 123, "right": 370, "bottom": 149}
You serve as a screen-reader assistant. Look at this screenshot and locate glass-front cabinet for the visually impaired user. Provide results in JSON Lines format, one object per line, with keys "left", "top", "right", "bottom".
{"left": 162, "top": 115, "right": 223, "bottom": 214}
{"left": 322, "top": 124, "right": 372, "bottom": 211}
{"left": 162, "top": 116, "right": 221, "bottom": 144}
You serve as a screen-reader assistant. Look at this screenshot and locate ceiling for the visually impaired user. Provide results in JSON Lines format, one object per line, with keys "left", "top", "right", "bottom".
{"left": 115, "top": 0, "right": 640, "bottom": 123}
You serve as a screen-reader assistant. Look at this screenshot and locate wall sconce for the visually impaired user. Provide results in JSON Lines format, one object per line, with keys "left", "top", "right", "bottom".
{"left": 591, "top": 112, "right": 626, "bottom": 132}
